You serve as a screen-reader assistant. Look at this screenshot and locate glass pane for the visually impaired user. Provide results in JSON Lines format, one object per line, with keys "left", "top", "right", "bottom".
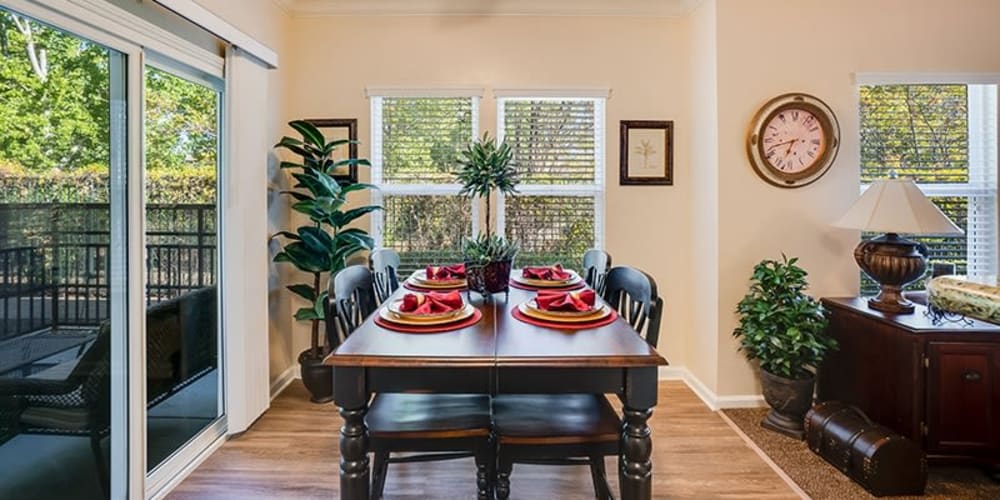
{"left": 505, "top": 195, "right": 595, "bottom": 268}
{"left": 144, "top": 66, "right": 220, "bottom": 471}
{"left": 382, "top": 97, "right": 472, "bottom": 184}
{"left": 503, "top": 99, "right": 596, "bottom": 185}
{"left": 381, "top": 195, "right": 471, "bottom": 274}
{"left": 0, "top": 10, "right": 118, "bottom": 499}
{"left": 860, "top": 84, "right": 969, "bottom": 184}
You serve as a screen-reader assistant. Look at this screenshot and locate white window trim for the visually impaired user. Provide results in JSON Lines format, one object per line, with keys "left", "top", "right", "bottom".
{"left": 858, "top": 78, "right": 999, "bottom": 279}
{"left": 495, "top": 96, "right": 606, "bottom": 251}
{"left": 369, "top": 94, "right": 481, "bottom": 249}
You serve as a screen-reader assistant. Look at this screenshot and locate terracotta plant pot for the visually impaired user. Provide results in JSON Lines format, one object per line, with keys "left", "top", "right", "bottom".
{"left": 759, "top": 368, "right": 815, "bottom": 440}
{"left": 465, "top": 258, "right": 513, "bottom": 299}
{"left": 298, "top": 349, "right": 333, "bottom": 404}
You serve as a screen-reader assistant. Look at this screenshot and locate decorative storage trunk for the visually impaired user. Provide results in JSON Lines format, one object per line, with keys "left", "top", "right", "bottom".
{"left": 805, "top": 401, "right": 927, "bottom": 497}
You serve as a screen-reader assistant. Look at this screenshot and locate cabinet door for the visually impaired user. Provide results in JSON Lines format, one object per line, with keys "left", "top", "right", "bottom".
{"left": 926, "top": 342, "right": 998, "bottom": 454}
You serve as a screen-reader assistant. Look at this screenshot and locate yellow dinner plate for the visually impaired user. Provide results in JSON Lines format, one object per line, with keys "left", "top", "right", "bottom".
{"left": 518, "top": 302, "right": 611, "bottom": 323}
{"left": 512, "top": 269, "right": 581, "bottom": 288}
{"left": 408, "top": 270, "right": 467, "bottom": 289}
{"left": 387, "top": 298, "right": 465, "bottom": 321}
{"left": 379, "top": 303, "right": 475, "bottom": 326}
{"left": 524, "top": 298, "right": 601, "bottom": 318}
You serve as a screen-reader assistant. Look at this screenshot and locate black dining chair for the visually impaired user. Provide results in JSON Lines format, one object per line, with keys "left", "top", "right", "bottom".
{"left": 492, "top": 265, "right": 663, "bottom": 500}
{"left": 582, "top": 248, "right": 612, "bottom": 297}
{"left": 329, "top": 265, "right": 495, "bottom": 500}
{"left": 369, "top": 248, "right": 401, "bottom": 305}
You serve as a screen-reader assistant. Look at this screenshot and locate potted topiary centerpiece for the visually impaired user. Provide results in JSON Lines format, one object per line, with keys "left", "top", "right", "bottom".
{"left": 455, "top": 132, "right": 520, "bottom": 299}
{"left": 272, "top": 120, "right": 380, "bottom": 403}
{"left": 733, "top": 255, "right": 837, "bottom": 439}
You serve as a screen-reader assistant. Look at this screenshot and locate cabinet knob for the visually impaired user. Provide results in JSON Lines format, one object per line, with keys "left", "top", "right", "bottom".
{"left": 962, "top": 370, "right": 983, "bottom": 382}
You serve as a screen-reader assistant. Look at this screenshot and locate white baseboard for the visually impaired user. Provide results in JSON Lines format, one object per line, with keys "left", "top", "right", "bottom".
{"left": 659, "top": 366, "right": 766, "bottom": 411}
{"left": 270, "top": 364, "right": 300, "bottom": 400}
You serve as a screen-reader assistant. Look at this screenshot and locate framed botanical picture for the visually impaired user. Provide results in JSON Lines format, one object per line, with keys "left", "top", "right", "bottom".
{"left": 620, "top": 120, "right": 673, "bottom": 185}
{"left": 304, "top": 118, "right": 358, "bottom": 184}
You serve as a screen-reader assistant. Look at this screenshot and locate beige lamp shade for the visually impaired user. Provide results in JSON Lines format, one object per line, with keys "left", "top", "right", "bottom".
{"left": 834, "top": 178, "right": 963, "bottom": 235}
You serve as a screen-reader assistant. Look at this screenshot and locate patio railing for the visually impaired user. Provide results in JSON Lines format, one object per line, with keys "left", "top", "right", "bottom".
{"left": 0, "top": 203, "right": 216, "bottom": 340}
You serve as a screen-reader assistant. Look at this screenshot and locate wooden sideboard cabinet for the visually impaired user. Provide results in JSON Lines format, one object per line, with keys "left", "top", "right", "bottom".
{"left": 818, "top": 297, "right": 1000, "bottom": 471}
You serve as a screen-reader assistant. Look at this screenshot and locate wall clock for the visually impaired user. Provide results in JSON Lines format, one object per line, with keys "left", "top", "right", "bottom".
{"left": 746, "top": 93, "right": 840, "bottom": 188}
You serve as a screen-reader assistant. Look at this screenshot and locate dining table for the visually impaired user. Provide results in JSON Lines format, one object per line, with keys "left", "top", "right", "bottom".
{"left": 325, "top": 274, "right": 668, "bottom": 500}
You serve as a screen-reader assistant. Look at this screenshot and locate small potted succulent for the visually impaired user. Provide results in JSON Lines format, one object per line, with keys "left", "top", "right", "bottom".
{"left": 272, "top": 120, "right": 380, "bottom": 403}
{"left": 455, "top": 132, "right": 520, "bottom": 298}
{"left": 733, "top": 255, "right": 837, "bottom": 439}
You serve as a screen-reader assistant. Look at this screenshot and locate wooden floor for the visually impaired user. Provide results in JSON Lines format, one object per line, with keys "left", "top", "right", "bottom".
{"left": 168, "top": 381, "right": 799, "bottom": 499}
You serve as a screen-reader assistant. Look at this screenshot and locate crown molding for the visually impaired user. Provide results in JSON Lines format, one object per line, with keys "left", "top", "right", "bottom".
{"left": 284, "top": 0, "right": 704, "bottom": 18}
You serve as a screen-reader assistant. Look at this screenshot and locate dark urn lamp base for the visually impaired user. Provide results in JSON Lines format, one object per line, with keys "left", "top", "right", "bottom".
{"left": 853, "top": 233, "right": 929, "bottom": 314}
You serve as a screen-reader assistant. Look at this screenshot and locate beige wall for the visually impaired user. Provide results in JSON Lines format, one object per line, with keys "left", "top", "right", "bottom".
{"left": 282, "top": 15, "right": 695, "bottom": 368}
{"left": 705, "top": 0, "right": 1000, "bottom": 396}
{"left": 191, "top": 0, "right": 295, "bottom": 386}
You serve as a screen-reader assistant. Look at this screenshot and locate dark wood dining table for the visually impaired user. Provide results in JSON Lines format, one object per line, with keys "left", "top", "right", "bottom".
{"left": 325, "top": 280, "right": 668, "bottom": 499}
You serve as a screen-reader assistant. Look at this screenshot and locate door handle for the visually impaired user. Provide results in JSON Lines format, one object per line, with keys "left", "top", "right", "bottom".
{"left": 962, "top": 370, "right": 983, "bottom": 382}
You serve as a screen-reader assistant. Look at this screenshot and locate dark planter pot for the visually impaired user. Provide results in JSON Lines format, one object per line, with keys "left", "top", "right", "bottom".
{"left": 465, "top": 258, "right": 513, "bottom": 300}
{"left": 759, "top": 368, "right": 815, "bottom": 440}
{"left": 299, "top": 349, "right": 333, "bottom": 404}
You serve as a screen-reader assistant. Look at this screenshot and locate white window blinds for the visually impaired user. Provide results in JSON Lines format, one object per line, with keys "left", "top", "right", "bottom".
{"left": 859, "top": 82, "right": 998, "bottom": 286}
{"left": 497, "top": 97, "right": 605, "bottom": 268}
{"left": 370, "top": 95, "right": 478, "bottom": 272}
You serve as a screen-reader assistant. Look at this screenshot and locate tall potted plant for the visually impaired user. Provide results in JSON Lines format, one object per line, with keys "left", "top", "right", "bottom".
{"left": 272, "top": 120, "right": 380, "bottom": 403}
{"left": 733, "top": 255, "right": 837, "bottom": 439}
{"left": 455, "top": 132, "right": 520, "bottom": 298}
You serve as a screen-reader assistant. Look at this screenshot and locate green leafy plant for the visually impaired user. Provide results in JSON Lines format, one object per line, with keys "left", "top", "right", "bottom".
{"left": 733, "top": 255, "right": 836, "bottom": 380}
{"left": 455, "top": 132, "right": 519, "bottom": 236}
{"left": 463, "top": 233, "right": 519, "bottom": 266}
{"left": 272, "top": 120, "right": 380, "bottom": 359}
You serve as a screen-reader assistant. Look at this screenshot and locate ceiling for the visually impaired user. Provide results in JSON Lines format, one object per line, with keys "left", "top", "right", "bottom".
{"left": 272, "top": 0, "right": 705, "bottom": 17}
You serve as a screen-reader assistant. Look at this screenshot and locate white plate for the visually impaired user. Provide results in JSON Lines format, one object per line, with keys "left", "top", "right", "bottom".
{"left": 517, "top": 302, "right": 612, "bottom": 323}
{"left": 524, "top": 298, "right": 601, "bottom": 318}
{"left": 379, "top": 303, "right": 475, "bottom": 326}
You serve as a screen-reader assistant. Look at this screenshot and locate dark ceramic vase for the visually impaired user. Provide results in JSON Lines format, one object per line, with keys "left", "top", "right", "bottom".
{"left": 759, "top": 368, "right": 815, "bottom": 440}
{"left": 465, "top": 258, "right": 513, "bottom": 300}
{"left": 299, "top": 349, "right": 333, "bottom": 404}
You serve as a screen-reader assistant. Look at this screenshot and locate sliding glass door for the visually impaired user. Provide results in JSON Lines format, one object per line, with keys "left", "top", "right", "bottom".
{"left": 0, "top": 8, "right": 126, "bottom": 499}
{"left": 143, "top": 63, "right": 223, "bottom": 473}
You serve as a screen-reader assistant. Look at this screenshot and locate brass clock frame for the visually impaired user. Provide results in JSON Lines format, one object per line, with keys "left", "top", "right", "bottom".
{"left": 746, "top": 93, "right": 840, "bottom": 188}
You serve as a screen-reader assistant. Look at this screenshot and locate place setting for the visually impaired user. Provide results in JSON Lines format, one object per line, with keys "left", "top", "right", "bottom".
{"left": 512, "top": 287, "right": 618, "bottom": 330}
{"left": 509, "top": 264, "right": 586, "bottom": 291}
{"left": 375, "top": 289, "right": 482, "bottom": 333}
{"left": 404, "top": 263, "right": 468, "bottom": 292}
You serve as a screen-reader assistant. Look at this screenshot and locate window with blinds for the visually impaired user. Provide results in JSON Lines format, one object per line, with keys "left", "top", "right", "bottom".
{"left": 370, "top": 95, "right": 477, "bottom": 273}
{"left": 859, "top": 83, "right": 998, "bottom": 291}
{"left": 497, "top": 97, "right": 605, "bottom": 268}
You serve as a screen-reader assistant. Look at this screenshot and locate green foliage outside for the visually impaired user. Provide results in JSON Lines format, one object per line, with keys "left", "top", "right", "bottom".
{"left": 0, "top": 11, "right": 217, "bottom": 204}
{"left": 734, "top": 256, "right": 836, "bottom": 380}
{"left": 859, "top": 84, "right": 973, "bottom": 292}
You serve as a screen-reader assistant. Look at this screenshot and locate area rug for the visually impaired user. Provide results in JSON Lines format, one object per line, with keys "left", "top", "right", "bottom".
{"left": 721, "top": 408, "right": 1000, "bottom": 499}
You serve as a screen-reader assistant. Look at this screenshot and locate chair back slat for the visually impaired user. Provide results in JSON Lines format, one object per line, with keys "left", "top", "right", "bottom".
{"left": 328, "top": 265, "right": 378, "bottom": 347}
{"left": 602, "top": 266, "right": 662, "bottom": 347}
{"left": 369, "top": 248, "right": 401, "bottom": 304}
{"left": 582, "top": 249, "right": 612, "bottom": 296}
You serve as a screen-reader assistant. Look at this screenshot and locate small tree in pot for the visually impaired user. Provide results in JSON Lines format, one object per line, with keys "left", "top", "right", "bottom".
{"left": 733, "top": 255, "right": 837, "bottom": 439}
{"left": 455, "top": 132, "right": 520, "bottom": 299}
{"left": 272, "top": 120, "right": 380, "bottom": 403}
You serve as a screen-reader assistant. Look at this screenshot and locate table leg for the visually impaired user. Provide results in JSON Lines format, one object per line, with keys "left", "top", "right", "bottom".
{"left": 620, "top": 367, "right": 657, "bottom": 500}
{"left": 335, "top": 366, "right": 370, "bottom": 500}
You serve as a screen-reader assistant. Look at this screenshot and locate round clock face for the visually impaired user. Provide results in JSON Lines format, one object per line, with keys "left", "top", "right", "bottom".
{"left": 746, "top": 93, "right": 840, "bottom": 188}
{"left": 761, "top": 108, "right": 826, "bottom": 174}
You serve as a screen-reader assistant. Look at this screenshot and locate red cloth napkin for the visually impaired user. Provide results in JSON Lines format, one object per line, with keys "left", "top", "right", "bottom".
{"left": 535, "top": 289, "right": 596, "bottom": 312}
{"left": 400, "top": 291, "right": 464, "bottom": 315}
{"left": 425, "top": 264, "right": 466, "bottom": 280}
{"left": 522, "top": 264, "right": 571, "bottom": 281}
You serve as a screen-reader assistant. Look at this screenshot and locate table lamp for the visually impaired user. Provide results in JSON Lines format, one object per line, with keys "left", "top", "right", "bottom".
{"left": 834, "top": 176, "right": 963, "bottom": 314}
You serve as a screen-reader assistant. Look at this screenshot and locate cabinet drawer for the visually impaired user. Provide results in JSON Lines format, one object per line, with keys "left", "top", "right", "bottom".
{"left": 925, "top": 342, "right": 999, "bottom": 454}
